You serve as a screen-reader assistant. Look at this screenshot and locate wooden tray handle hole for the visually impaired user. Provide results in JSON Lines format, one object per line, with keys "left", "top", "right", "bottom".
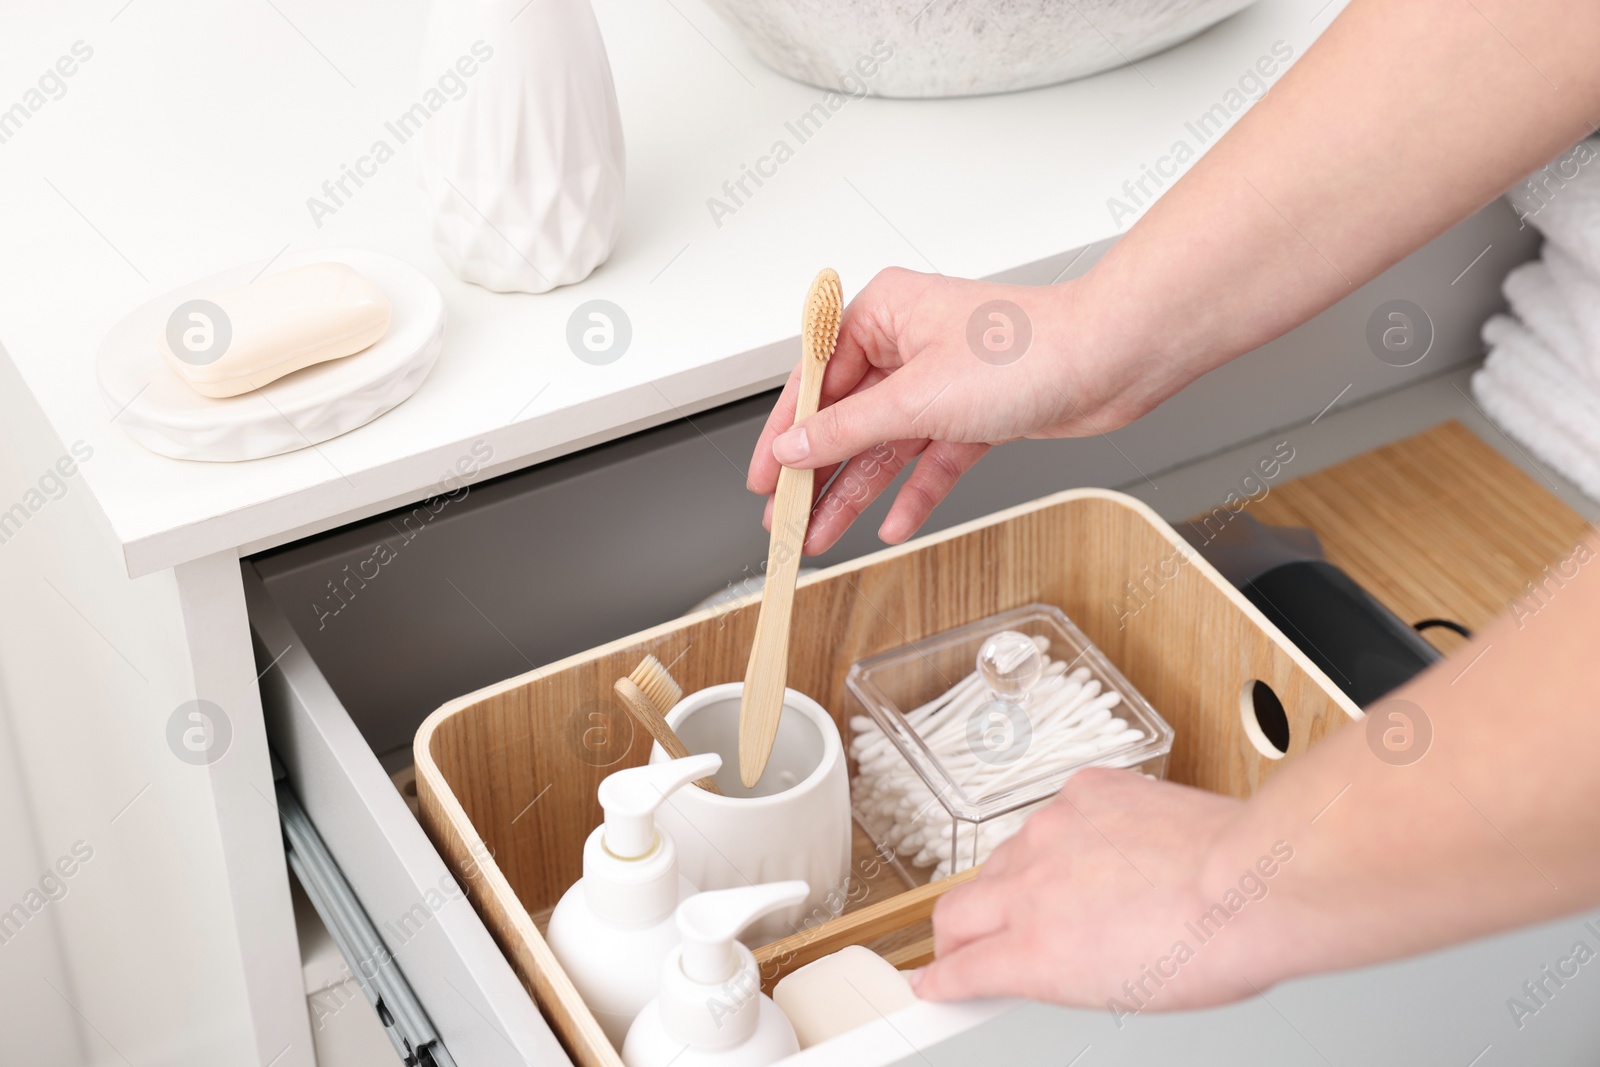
{"left": 1242, "top": 679, "right": 1290, "bottom": 758}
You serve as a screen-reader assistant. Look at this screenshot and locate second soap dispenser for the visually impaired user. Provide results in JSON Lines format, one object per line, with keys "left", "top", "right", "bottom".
{"left": 547, "top": 753, "right": 723, "bottom": 1048}
{"left": 622, "top": 881, "right": 809, "bottom": 1067}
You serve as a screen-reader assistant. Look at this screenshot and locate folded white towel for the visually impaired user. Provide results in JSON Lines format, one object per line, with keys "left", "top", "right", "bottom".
{"left": 1474, "top": 135, "right": 1600, "bottom": 502}
{"left": 1472, "top": 317, "right": 1600, "bottom": 501}
{"left": 1537, "top": 244, "right": 1600, "bottom": 386}
{"left": 1499, "top": 258, "right": 1590, "bottom": 384}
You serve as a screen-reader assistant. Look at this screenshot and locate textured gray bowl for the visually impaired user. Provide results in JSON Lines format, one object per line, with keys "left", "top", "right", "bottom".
{"left": 703, "top": 0, "right": 1261, "bottom": 98}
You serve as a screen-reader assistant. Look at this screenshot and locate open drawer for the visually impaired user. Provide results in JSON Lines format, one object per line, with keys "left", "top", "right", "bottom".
{"left": 246, "top": 476, "right": 1355, "bottom": 1067}
{"left": 245, "top": 387, "right": 1600, "bottom": 1065}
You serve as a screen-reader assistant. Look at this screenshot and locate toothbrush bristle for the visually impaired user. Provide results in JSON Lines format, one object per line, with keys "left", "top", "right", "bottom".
{"left": 802, "top": 268, "right": 843, "bottom": 364}
{"left": 630, "top": 655, "right": 683, "bottom": 714}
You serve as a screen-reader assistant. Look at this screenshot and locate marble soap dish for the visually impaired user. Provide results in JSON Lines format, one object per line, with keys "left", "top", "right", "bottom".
{"left": 97, "top": 247, "right": 445, "bottom": 463}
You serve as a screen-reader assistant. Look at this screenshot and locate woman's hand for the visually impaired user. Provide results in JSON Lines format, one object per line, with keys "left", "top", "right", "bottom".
{"left": 748, "top": 0, "right": 1600, "bottom": 557}
{"left": 746, "top": 268, "right": 1163, "bottom": 554}
{"left": 744, "top": 0, "right": 1600, "bottom": 1018}
{"left": 911, "top": 769, "right": 1278, "bottom": 1013}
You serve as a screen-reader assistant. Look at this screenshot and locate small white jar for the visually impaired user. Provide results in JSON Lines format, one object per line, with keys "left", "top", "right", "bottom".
{"left": 650, "top": 683, "right": 851, "bottom": 947}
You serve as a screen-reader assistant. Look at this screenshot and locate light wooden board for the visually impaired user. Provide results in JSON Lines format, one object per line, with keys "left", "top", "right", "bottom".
{"left": 1240, "top": 420, "right": 1591, "bottom": 654}
{"left": 753, "top": 868, "right": 980, "bottom": 993}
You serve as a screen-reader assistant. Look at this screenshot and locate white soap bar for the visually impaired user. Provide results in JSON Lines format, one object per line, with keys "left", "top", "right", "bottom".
{"left": 159, "top": 262, "right": 391, "bottom": 398}
{"left": 772, "top": 945, "right": 916, "bottom": 1049}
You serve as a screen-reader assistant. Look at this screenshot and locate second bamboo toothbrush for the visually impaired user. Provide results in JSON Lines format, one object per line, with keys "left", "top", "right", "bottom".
{"left": 738, "top": 268, "right": 844, "bottom": 787}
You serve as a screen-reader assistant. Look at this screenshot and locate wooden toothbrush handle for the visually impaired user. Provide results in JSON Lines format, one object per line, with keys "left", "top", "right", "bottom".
{"left": 739, "top": 355, "right": 825, "bottom": 787}
{"left": 739, "top": 468, "right": 811, "bottom": 783}
{"left": 613, "top": 678, "right": 722, "bottom": 793}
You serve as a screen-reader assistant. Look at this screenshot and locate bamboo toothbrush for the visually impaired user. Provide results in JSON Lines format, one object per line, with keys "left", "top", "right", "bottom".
{"left": 613, "top": 655, "right": 722, "bottom": 794}
{"left": 739, "top": 268, "right": 844, "bottom": 787}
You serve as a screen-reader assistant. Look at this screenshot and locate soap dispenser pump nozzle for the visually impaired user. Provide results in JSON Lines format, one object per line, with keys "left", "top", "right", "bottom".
{"left": 599, "top": 753, "right": 723, "bottom": 859}
{"left": 677, "top": 881, "right": 808, "bottom": 985}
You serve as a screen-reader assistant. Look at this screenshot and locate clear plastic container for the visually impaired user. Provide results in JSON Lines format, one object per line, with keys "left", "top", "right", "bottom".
{"left": 845, "top": 603, "right": 1173, "bottom": 883}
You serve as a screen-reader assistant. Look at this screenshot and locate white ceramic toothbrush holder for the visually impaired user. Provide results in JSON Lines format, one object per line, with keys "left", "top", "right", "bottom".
{"left": 649, "top": 683, "right": 852, "bottom": 947}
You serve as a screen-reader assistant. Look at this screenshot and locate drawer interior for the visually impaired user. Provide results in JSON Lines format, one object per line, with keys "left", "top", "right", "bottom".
{"left": 247, "top": 411, "right": 1600, "bottom": 1067}
{"left": 248, "top": 391, "right": 783, "bottom": 768}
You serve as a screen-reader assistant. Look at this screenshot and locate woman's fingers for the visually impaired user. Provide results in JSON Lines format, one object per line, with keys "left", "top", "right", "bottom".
{"left": 825, "top": 269, "right": 921, "bottom": 383}
{"left": 929, "top": 874, "right": 1011, "bottom": 959}
{"left": 751, "top": 353, "right": 897, "bottom": 493}
{"left": 759, "top": 365, "right": 895, "bottom": 534}
{"left": 747, "top": 363, "right": 806, "bottom": 495}
{"left": 771, "top": 374, "right": 926, "bottom": 470}
{"left": 912, "top": 931, "right": 1028, "bottom": 1002}
{"left": 803, "top": 438, "right": 926, "bottom": 554}
{"left": 750, "top": 268, "right": 1007, "bottom": 541}
{"left": 880, "top": 441, "right": 992, "bottom": 543}
{"left": 749, "top": 273, "right": 912, "bottom": 493}
{"left": 759, "top": 459, "right": 844, "bottom": 532}
{"left": 761, "top": 404, "right": 993, "bottom": 549}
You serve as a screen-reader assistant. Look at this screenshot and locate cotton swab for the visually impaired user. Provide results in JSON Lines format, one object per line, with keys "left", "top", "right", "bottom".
{"left": 852, "top": 632, "right": 1150, "bottom": 872}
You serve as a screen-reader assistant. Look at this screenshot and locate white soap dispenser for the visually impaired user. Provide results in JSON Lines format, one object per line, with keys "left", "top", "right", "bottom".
{"left": 547, "top": 753, "right": 723, "bottom": 1048}
{"left": 622, "top": 881, "right": 809, "bottom": 1067}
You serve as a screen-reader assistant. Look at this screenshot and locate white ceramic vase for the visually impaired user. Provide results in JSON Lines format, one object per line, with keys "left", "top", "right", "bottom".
{"left": 650, "top": 683, "right": 853, "bottom": 947}
{"left": 416, "top": 0, "right": 625, "bottom": 294}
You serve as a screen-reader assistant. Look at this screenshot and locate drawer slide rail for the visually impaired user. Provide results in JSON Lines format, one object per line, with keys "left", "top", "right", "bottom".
{"left": 277, "top": 774, "right": 459, "bottom": 1067}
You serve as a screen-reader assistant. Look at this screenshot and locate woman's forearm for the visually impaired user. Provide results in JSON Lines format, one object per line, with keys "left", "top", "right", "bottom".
{"left": 1120, "top": 0, "right": 1600, "bottom": 980}
{"left": 1075, "top": 0, "right": 1600, "bottom": 423}
{"left": 1203, "top": 531, "right": 1600, "bottom": 986}
{"left": 841, "top": 0, "right": 1600, "bottom": 1009}
{"left": 752, "top": 0, "right": 1600, "bottom": 554}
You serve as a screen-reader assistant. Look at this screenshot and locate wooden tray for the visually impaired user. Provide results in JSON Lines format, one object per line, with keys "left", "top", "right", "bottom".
{"left": 414, "top": 488, "right": 1357, "bottom": 1067}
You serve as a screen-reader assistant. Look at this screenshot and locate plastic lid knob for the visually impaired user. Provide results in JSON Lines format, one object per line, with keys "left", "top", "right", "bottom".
{"left": 977, "top": 630, "right": 1044, "bottom": 704}
{"left": 598, "top": 753, "right": 723, "bottom": 859}
{"left": 678, "top": 881, "right": 809, "bottom": 984}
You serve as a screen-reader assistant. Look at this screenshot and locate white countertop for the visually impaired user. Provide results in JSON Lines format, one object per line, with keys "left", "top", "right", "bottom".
{"left": 0, "top": 0, "right": 1338, "bottom": 577}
